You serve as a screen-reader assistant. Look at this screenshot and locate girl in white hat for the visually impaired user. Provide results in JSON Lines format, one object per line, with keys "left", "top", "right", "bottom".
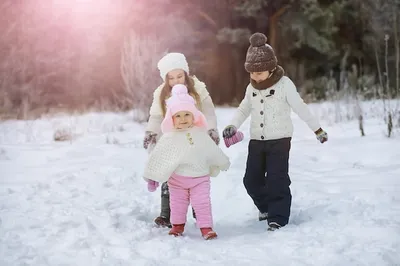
{"left": 143, "top": 52, "right": 219, "bottom": 228}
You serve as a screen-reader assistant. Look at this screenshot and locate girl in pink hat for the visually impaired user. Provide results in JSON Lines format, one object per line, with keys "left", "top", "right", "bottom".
{"left": 143, "top": 84, "right": 230, "bottom": 240}
{"left": 143, "top": 52, "right": 219, "bottom": 228}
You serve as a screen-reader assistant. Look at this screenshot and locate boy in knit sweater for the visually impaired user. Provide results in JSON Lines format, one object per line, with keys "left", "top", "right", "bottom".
{"left": 143, "top": 84, "right": 230, "bottom": 240}
{"left": 222, "top": 32, "right": 328, "bottom": 231}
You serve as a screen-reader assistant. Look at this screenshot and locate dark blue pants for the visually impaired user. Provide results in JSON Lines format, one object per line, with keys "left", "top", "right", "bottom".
{"left": 243, "top": 138, "right": 292, "bottom": 226}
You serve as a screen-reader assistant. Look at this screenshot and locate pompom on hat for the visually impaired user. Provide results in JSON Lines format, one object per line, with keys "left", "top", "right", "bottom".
{"left": 244, "top": 33, "right": 278, "bottom": 73}
{"left": 160, "top": 84, "right": 207, "bottom": 133}
{"left": 157, "top": 53, "right": 190, "bottom": 81}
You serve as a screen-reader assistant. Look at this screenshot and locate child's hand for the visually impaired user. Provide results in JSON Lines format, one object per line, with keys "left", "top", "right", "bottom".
{"left": 224, "top": 131, "right": 244, "bottom": 148}
{"left": 315, "top": 128, "right": 328, "bottom": 143}
{"left": 208, "top": 128, "right": 220, "bottom": 145}
{"left": 222, "top": 125, "right": 237, "bottom": 138}
{"left": 147, "top": 180, "right": 159, "bottom": 192}
{"left": 143, "top": 131, "right": 157, "bottom": 149}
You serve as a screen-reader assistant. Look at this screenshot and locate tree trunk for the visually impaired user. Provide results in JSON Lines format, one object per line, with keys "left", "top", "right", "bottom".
{"left": 393, "top": 9, "right": 399, "bottom": 112}
{"left": 297, "top": 60, "right": 306, "bottom": 95}
{"left": 268, "top": 5, "right": 290, "bottom": 53}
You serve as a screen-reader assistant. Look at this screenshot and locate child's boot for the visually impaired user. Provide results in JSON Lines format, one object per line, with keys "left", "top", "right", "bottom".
{"left": 267, "top": 222, "right": 282, "bottom": 231}
{"left": 200, "top": 227, "right": 217, "bottom": 240}
{"left": 168, "top": 224, "right": 185, "bottom": 237}
{"left": 154, "top": 216, "right": 172, "bottom": 228}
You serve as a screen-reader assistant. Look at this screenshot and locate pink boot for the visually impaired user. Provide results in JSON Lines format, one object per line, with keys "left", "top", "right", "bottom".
{"left": 200, "top": 227, "right": 217, "bottom": 240}
{"left": 169, "top": 224, "right": 185, "bottom": 237}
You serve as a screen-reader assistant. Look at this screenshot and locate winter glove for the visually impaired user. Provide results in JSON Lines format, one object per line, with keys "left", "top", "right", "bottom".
{"left": 315, "top": 128, "right": 328, "bottom": 143}
{"left": 224, "top": 130, "right": 244, "bottom": 148}
{"left": 147, "top": 180, "right": 159, "bottom": 192}
{"left": 143, "top": 131, "right": 157, "bottom": 149}
{"left": 208, "top": 128, "right": 220, "bottom": 145}
{"left": 222, "top": 125, "right": 237, "bottom": 139}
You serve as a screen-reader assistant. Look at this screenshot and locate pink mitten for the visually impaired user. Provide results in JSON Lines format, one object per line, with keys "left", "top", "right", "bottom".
{"left": 224, "top": 131, "right": 244, "bottom": 148}
{"left": 147, "top": 180, "right": 159, "bottom": 192}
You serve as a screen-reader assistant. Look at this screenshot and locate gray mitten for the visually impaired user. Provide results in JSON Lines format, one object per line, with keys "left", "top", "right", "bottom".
{"left": 143, "top": 131, "right": 157, "bottom": 149}
{"left": 315, "top": 128, "right": 328, "bottom": 143}
{"left": 222, "top": 125, "right": 237, "bottom": 138}
{"left": 208, "top": 129, "right": 220, "bottom": 145}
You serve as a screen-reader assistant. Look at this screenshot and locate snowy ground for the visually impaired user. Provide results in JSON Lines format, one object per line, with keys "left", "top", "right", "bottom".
{"left": 1, "top": 101, "right": 400, "bottom": 266}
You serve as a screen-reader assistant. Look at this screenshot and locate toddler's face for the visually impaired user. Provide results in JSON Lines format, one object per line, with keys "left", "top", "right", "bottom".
{"left": 173, "top": 111, "right": 194, "bottom": 130}
{"left": 250, "top": 71, "right": 270, "bottom": 83}
{"left": 167, "top": 69, "right": 186, "bottom": 87}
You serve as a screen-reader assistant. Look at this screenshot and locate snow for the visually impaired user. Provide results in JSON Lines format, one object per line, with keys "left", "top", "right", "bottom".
{"left": 1, "top": 101, "right": 400, "bottom": 266}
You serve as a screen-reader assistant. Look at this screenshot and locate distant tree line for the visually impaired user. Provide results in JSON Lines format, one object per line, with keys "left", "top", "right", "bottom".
{"left": 0, "top": 0, "right": 399, "bottom": 120}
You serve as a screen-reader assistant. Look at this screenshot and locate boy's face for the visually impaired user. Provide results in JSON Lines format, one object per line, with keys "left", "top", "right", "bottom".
{"left": 173, "top": 111, "right": 194, "bottom": 129}
{"left": 167, "top": 69, "right": 186, "bottom": 87}
{"left": 250, "top": 71, "right": 270, "bottom": 83}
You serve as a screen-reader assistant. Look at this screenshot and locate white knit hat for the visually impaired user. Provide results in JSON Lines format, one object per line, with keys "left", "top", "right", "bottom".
{"left": 157, "top": 52, "right": 190, "bottom": 81}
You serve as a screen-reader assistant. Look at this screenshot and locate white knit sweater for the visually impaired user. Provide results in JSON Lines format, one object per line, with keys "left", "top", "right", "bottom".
{"left": 146, "top": 76, "right": 218, "bottom": 135}
{"left": 143, "top": 126, "right": 230, "bottom": 183}
{"left": 230, "top": 76, "right": 321, "bottom": 141}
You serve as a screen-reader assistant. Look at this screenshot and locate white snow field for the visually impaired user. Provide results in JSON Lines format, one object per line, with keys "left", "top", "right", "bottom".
{"left": 1, "top": 101, "right": 399, "bottom": 266}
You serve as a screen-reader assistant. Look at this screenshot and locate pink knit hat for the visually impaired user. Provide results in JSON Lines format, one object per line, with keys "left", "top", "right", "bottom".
{"left": 161, "top": 84, "right": 208, "bottom": 133}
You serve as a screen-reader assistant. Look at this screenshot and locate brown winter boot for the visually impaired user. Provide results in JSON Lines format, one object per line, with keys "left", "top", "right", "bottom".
{"left": 154, "top": 216, "right": 172, "bottom": 228}
{"left": 200, "top": 227, "right": 217, "bottom": 240}
{"left": 168, "top": 224, "right": 185, "bottom": 237}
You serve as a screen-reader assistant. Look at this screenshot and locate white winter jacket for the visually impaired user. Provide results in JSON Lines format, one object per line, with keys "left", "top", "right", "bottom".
{"left": 230, "top": 76, "right": 321, "bottom": 141}
{"left": 143, "top": 126, "right": 230, "bottom": 183}
{"left": 146, "top": 76, "right": 217, "bottom": 135}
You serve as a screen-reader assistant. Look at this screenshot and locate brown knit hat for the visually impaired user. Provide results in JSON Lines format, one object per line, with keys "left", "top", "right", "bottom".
{"left": 244, "top": 33, "right": 277, "bottom": 73}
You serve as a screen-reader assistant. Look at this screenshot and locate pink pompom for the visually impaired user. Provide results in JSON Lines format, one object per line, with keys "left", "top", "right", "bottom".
{"left": 171, "top": 84, "right": 188, "bottom": 95}
{"left": 167, "top": 84, "right": 195, "bottom": 106}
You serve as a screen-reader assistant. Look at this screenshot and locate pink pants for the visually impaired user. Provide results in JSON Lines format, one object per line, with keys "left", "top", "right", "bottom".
{"left": 168, "top": 173, "right": 213, "bottom": 228}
